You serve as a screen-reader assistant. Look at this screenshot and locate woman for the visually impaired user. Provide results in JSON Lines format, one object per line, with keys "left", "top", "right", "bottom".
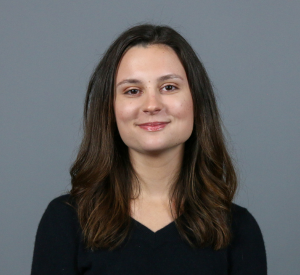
{"left": 31, "top": 24, "right": 267, "bottom": 274}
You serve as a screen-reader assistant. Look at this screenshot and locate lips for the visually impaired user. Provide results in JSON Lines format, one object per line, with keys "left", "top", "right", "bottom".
{"left": 137, "top": 122, "right": 170, "bottom": 132}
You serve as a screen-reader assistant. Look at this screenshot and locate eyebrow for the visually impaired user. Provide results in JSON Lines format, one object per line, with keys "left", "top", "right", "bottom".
{"left": 116, "top": 74, "right": 184, "bottom": 88}
{"left": 158, "top": 74, "right": 184, "bottom": 82}
{"left": 116, "top": 79, "right": 142, "bottom": 88}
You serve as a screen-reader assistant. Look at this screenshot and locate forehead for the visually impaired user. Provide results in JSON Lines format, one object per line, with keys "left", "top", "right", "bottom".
{"left": 116, "top": 44, "right": 187, "bottom": 81}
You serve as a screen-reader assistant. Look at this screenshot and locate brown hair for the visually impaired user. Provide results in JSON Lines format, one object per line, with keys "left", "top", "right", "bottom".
{"left": 70, "top": 24, "right": 237, "bottom": 250}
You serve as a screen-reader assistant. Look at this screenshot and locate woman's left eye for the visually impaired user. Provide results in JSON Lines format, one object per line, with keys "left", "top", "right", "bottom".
{"left": 162, "top": 85, "right": 177, "bottom": 91}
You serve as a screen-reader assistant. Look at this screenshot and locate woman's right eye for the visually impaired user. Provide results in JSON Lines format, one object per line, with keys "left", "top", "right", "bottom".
{"left": 124, "top": 89, "right": 140, "bottom": 95}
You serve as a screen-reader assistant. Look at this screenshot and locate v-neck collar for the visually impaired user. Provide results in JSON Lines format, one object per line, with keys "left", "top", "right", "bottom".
{"left": 132, "top": 218, "right": 175, "bottom": 234}
{"left": 130, "top": 218, "right": 182, "bottom": 249}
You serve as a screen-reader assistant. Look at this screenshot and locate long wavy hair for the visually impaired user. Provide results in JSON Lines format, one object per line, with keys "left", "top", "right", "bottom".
{"left": 70, "top": 24, "right": 237, "bottom": 250}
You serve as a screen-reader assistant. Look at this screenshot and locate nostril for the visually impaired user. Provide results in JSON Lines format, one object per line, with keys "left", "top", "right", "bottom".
{"left": 143, "top": 107, "right": 161, "bottom": 115}
{"left": 142, "top": 93, "right": 163, "bottom": 114}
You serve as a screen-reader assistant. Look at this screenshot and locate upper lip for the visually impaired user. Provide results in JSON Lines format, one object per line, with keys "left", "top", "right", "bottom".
{"left": 137, "top": 121, "right": 170, "bottom": 126}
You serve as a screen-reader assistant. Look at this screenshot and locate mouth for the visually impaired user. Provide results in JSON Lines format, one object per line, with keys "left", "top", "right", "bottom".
{"left": 137, "top": 121, "right": 170, "bottom": 132}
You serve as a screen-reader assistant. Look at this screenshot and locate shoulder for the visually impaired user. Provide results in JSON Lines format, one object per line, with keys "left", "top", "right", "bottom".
{"left": 38, "top": 194, "right": 80, "bottom": 237}
{"left": 228, "top": 203, "right": 267, "bottom": 274}
{"left": 47, "top": 193, "right": 76, "bottom": 213}
{"left": 230, "top": 203, "right": 263, "bottom": 238}
{"left": 48, "top": 193, "right": 75, "bottom": 206}
{"left": 32, "top": 194, "right": 82, "bottom": 274}
{"left": 46, "top": 194, "right": 77, "bottom": 217}
{"left": 231, "top": 203, "right": 257, "bottom": 226}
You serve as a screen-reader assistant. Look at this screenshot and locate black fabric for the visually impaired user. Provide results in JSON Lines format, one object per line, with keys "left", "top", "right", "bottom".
{"left": 31, "top": 194, "right": 267, "bottom": 275}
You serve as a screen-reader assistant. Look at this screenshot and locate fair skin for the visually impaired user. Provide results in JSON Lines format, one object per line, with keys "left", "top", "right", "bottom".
{"left": 114, "top": 44, "right": 194, "bottom": 232}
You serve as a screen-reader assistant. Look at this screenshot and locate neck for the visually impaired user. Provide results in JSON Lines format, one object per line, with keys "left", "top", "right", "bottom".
{"left": 129, "top": 145, "right": 184, "bottom": 200}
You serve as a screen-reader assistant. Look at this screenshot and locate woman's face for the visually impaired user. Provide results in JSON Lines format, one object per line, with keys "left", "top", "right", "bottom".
{"left": 114, "top": 44, "right": 194, "bottom": 155}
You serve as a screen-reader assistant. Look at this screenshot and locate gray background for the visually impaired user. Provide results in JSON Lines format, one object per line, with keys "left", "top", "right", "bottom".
{"left": 1, "top": 1, "right": 299, "bottom": 274}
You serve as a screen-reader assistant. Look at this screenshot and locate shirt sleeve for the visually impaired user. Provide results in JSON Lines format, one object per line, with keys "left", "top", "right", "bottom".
{"left": 228, "top": 205, "right": 267, "bottom": 275}
{"left": 31, "top": 195, "right": 80, "bottom": 275}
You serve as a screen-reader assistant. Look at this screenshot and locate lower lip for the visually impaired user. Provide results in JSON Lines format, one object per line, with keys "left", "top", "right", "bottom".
{"left": 138, "top": 123, "right": 169, "bottom": 131}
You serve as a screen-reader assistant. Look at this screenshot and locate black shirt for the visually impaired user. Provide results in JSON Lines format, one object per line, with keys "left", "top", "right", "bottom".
{"left": 31, "top": 195, "right": 267, "bottom": 274}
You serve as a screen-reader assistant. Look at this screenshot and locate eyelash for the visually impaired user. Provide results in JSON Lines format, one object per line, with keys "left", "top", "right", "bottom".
{"left": 124, "top": 85, "right": 178, "bottom": 95}
{"left": 163, "top": 85, "right": 177, "bottom": 91}
{"left": 124, "top": 89, "right": 140, "bottom": 95}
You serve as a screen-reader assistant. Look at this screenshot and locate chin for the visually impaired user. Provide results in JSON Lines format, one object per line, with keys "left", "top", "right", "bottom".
{"left": 130, "top": 141, "right": 184, "bottom": 155}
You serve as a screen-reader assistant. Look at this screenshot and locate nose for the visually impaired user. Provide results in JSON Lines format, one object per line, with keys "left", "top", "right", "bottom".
{"left": 142, "top": 90, "right": 163, "bottom": 115}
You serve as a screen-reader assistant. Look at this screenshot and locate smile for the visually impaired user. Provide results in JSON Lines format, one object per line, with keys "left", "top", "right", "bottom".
{"left": 137, "top": 122, "right": 170, "bottom": 132}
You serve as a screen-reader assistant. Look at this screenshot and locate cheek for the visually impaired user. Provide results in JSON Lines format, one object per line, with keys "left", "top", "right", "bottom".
{"left": 175, "top": 98, "right": 194, "bottom": 122}
{"left": 115, "top": 109, "right": 126, "bottom": 124}
{"left": 114, "top": 108, "right": 130, "bottom": 142}
{"left": 114, "top": 102, "right": 140, "bottom": 134}
{"left": 115, "top": 102, "right": 133, "bottom": 123}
